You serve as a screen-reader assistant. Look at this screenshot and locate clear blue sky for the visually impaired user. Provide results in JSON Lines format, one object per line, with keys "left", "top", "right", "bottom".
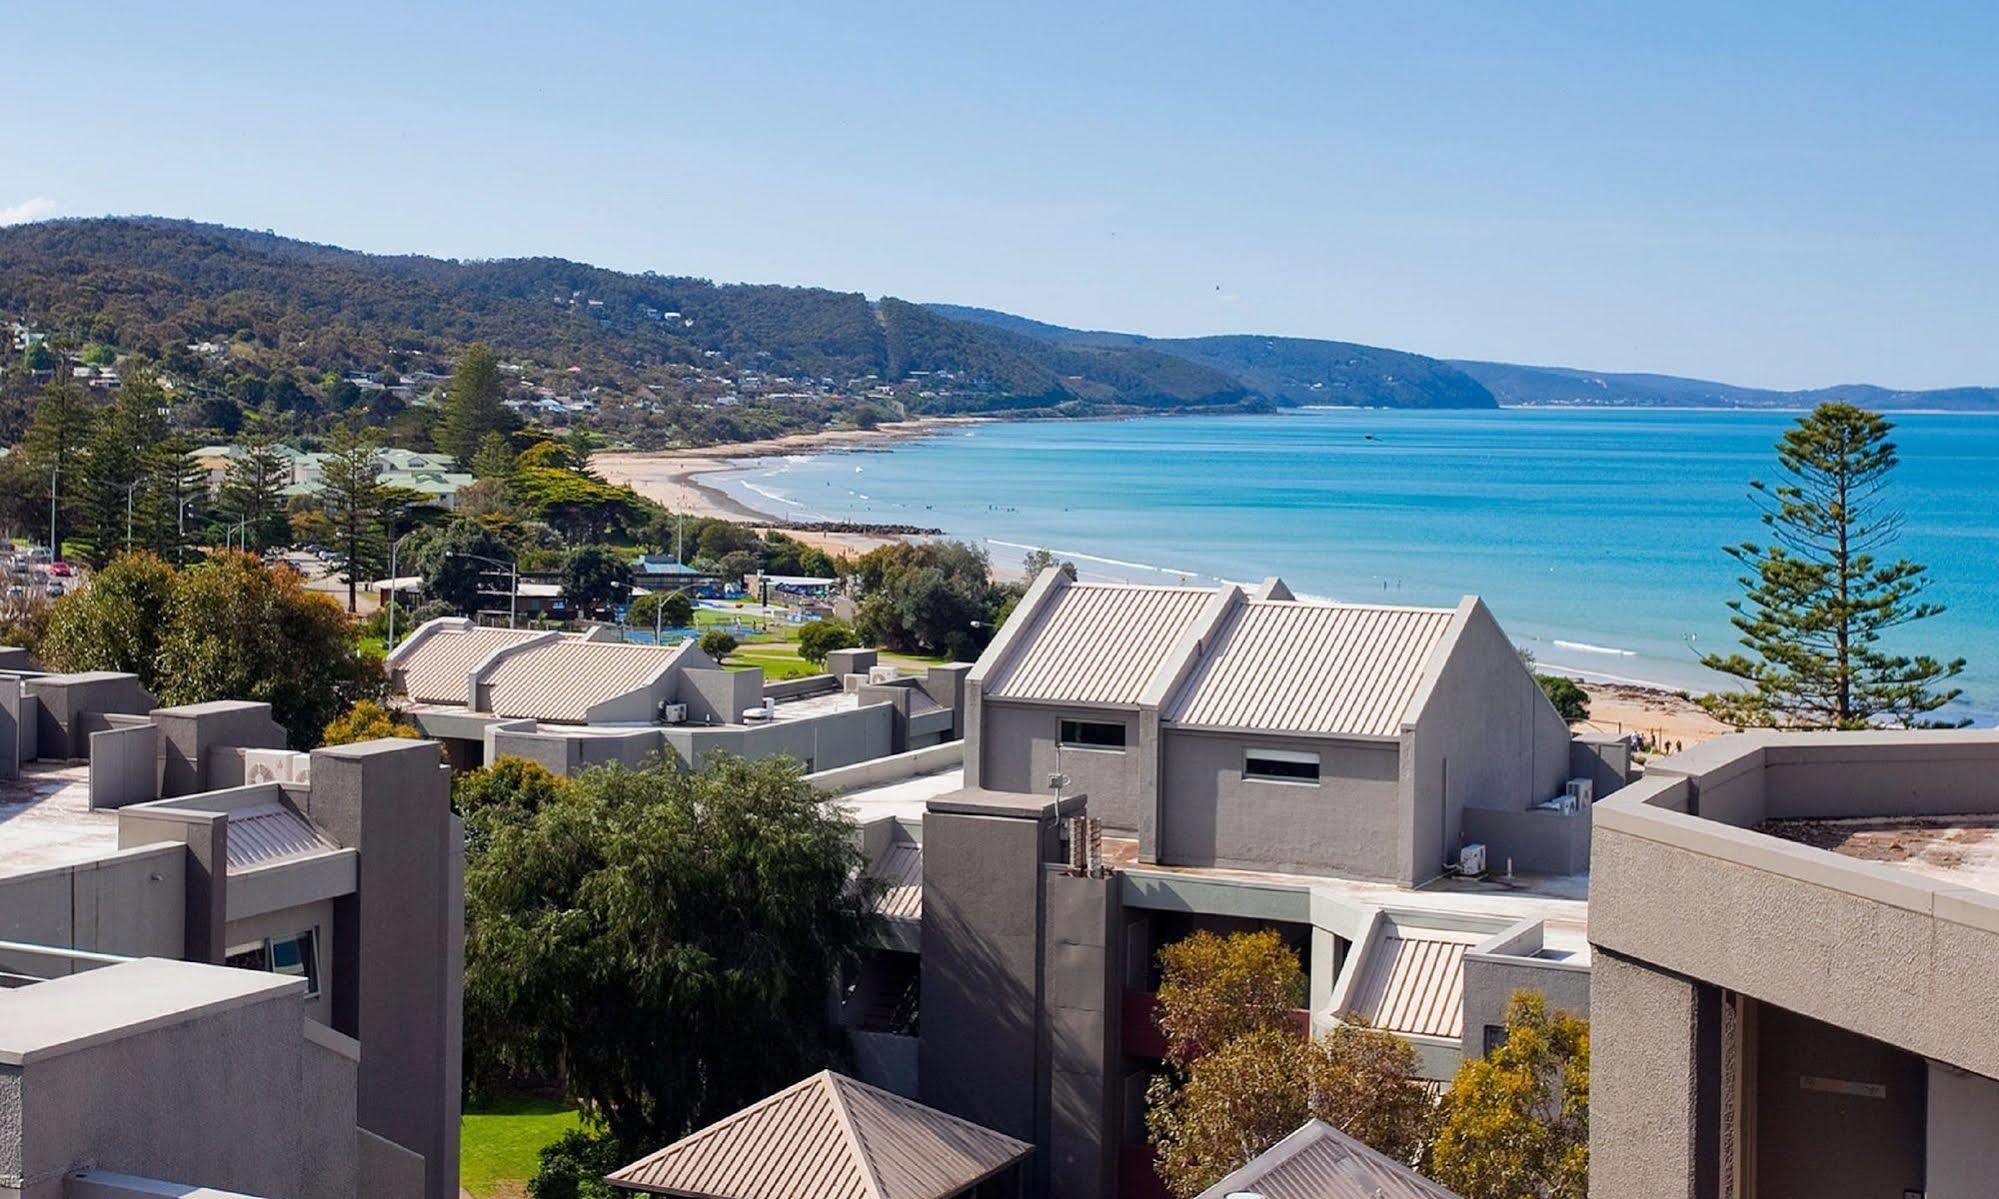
{"left": 4, "top": 2, "right": 1994, "bottom": 389}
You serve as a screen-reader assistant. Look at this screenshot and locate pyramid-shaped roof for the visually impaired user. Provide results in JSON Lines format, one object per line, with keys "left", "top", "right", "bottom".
{"left": 1194, "top": 1119, "right": 1463, "bottom": 1199}
{"left": 606, "top": 1070, "right": 1032, "bottom": 1199}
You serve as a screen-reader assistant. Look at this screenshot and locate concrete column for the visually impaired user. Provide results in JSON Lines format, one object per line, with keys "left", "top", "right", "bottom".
{"left": 1589, "top": 951, "right": 1718, "bottom": 1199}
{"left": 152, "top": 700, "right": 287, "bottom": 797}
{"left": 1041, "top": 868, "right": 1120, "bottom": 1199}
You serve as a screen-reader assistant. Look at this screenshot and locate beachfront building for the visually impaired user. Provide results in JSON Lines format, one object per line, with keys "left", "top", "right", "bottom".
{"left": 801, "top": 567, "right": 1622, "bottom": 1199}
{"left": 0, "top": 667, "right": 461, "bottom": 1199}
{"left": 1589, "top": 732, "right": 1999, "bottom": 1199}
{"left": 386, "top": 618, "right": 968, "bottom": 776}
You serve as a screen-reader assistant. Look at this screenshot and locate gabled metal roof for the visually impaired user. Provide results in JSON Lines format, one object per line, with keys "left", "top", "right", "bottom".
{"left": 1344, "top": 924, "right": 1483, "bottom": 1040}
{"left": 606, "top": 1070, "right": 1031, "bottom": 1199}
{"left": 1194, "top": 1119, "right": 1463, "bottom": 1199}
{"left": 982, "top": 583, "right": 1213, "bottom": 707}
{"left": 1165, "top": 600, "right": 1456, "bottom": 737}
{"left": 482, "top": 639, "right": 687, "bottom": 723}
{"left": 396, "top": 626, "right": 541, "bottom": 705}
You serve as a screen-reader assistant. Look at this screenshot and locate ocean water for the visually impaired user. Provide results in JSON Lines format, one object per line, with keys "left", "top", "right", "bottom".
{"left": 711, "top": 408, "right": 1999, "bottom": 720}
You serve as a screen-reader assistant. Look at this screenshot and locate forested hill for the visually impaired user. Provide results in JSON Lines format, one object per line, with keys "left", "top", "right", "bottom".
{"left": 1451, "top": 359, "right": 1999, "bottom": 411}
{"left": 927, "top": 304, "right": 1497, "bottom": 409}
{"left": 0, "top": 219, "right": 1493, "bottom": 449}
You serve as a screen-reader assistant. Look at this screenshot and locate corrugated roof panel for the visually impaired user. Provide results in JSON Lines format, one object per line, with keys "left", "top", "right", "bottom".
{"left": 607, "top": 1070, "right": 1031, "bottom": 1199}
{"left": 1165, "top": 601, "right": 1455, "bottom": 737}
{"left": 1194, "top": 1119, "right": 1464, "bottom": 1199}
{"left": 1344, "top": 926, "right": 1481, "bottom": 1039}
{"left": 398, "top": 627, "right": 540, "bottom": 705}
{"left": 482, "top": 640, "right": 684, "bottom": 722}
{"left": 869, "top": 840, "right": 922, "bottom": 922}
{"left": 984, "top": 584, "right": 1213, "bottom": 706}
{"left": 226, "top": 801, "right": 332, "bottom": 869}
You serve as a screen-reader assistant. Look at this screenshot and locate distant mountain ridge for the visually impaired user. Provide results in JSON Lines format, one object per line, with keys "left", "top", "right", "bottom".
{"left": 1450, "top": 359, "right": 1999, "bottom": 411}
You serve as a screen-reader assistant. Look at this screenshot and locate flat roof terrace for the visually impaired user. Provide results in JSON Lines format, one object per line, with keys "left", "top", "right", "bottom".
{"left": 1757, "top": 813, "right": 1999, "bottom": 896}
{"left": 0, "top": 762, "right": 114, "bottom": 877}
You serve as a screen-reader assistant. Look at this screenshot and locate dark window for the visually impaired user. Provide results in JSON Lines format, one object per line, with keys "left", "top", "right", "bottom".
{"left": 1483, "top": 1024, "right": 1509, "bottom": 1057}
{"left": 226, "top": 929, "right": 320, "bottom": 997}
{"left": 1059, "top": 719, "right": 1127, "bottom": 750}
{"left": 1244, "top": 749, "right": 1320, "bottom": 782}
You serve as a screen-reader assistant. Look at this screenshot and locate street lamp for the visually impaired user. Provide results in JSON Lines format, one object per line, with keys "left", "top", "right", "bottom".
{"left": 450, "top": 551, "right": 518, "bottom": 629}
{"left": 125, "top": 479, "right": 144, "bottom": 547}
{"left": 47, "top": 464, "right": 59, "bottom": 558}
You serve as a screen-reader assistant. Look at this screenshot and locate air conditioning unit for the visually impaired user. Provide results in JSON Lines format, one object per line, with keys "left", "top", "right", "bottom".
{"left": 741, "top": 698, "right": 776, "bottom": 722}
{"left": 658, "top": 702, "right": 688, "bottom": 725}
{"left": 1458, "top": 843, "right": 1488, "bottom": 877}
{"left": 1565, "top": 778, "right": 1595, "bottom": 805}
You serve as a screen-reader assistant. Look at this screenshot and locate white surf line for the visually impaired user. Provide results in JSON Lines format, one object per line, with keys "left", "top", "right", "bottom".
{"left": 985, "top": 538, "right": 1209, "bottom": 580}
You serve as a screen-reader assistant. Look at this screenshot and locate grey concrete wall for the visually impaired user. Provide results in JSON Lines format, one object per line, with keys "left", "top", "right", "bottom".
{"left": 300, "top": 740, "right": 460, "bottom": 1199}
{"left": 225, "top": 899, "right": 338, "bottom": 1026}
{"left": 825, "top": 648, "right": 877, "bottom": 679}
{"left": 676, "top": 668, "right": 763, "bottom": 726}
{"left": 88, "top": 724, "right": 159, "bottom": 809}
{"left": 359, "top": 1128, "right": 429, "bottom": 1199}
{"left": 1459, "top": 804, "right": 1591, "bottom": 876}
{"left": 1588, "top": 952, "right": 1709, "bottom": 1199}
{"left": 919, "top": 664, "right": 972, "bottom": 740}
{"left": 849, "top": 1031, "right": 920, "bottom": 1099}
{"left": 582, "top": 675, "right": 676, "bottom": 725}
{"left": 1158, "top": 729, "right": 1401, "bottom": 879}
{"left": 0, "top": 677, "right": 24, "bottom": 779}
{"left": 919, "top": 796, "right": 1067, "bottom": 1142}
{"left": 979, "top": 702, "right": 1140, "bottom": 829}
{"left": 116, "top": 807, "right": 226, "bottom": 964}
{"left": 1568, "top": 733, "right": 1631, "bottom": 799}
{"left": 1459, "top": 952, "right": 1589, "bottom": 1061}
{"left": 151, "top": 702, "right": 287, "bottom": 798}
{"left": 5, "top": 981, "right": 350, "bottom": 1199}
{"left": 0, "top": 847, "right": 187, "bottom": 971}
{"left": 1404, "top": 600, "right": 1571, "bottom": 885}
{"left": 23, "top": 675, "right": 156, "bottom": 762}
{"left": 1040, "top": 868, "right": 1120, "bottom": 1199}
{"left": 1927, "top": 1061, "right": 1999, "bottom": 1199}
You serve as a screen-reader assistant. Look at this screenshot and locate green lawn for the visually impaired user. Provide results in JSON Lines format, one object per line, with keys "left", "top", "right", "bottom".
{"left": 460, "top": 1092, "right": 583, "bottom": 1198}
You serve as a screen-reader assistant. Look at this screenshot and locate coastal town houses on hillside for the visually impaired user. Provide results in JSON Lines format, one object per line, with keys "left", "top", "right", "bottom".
{"left": 188, "top": 443, "right": 474, "bottom": 509}
{"left": 806, "top": 566, "right": 1621, "bottom": 1199}
{"left": 385, "top": 619, "right": 967, "bottom": 776}
{"left": 1589, "top": 732, "right": 1999, "bottom": 1199}
{"left": 1, "top": 665, "right": 460, "bottom": 1199}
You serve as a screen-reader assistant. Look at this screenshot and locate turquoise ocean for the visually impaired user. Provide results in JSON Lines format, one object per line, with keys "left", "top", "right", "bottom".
{"left": 708, "top": 408, "right": 1999, "bottom": 722}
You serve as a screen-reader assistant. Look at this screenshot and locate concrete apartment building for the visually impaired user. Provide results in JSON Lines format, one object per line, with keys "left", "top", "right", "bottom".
{"left": 1589, "top": 731, "right": 1999, "bottom": 1199}
{"left": 810, "top": 568, "right": 1622, "bottom": 1199}
{"left": 387, "top": 618, "right": 966, "bottom": 776}
{"left": 2, "top": 665, "right": 460, "bottom": 1199}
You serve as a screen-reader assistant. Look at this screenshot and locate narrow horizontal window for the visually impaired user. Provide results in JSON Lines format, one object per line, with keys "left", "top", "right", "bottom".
{"left": 1059, "top": 719, "right": 1127, "bottom": 750}
{"left": 1244, "top": 748, "right": 1320, "bottom": 782}
{"left": 225, "top": 929, "right": 321, "bottom": 997}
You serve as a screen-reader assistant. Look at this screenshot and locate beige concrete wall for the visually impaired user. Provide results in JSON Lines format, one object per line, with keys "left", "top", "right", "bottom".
{"left": 1927, "top": 1061, "right": 1999, "bottom": 1199}
{"left": 1588, "top": 952, "right": 1704, "bottom": 1199}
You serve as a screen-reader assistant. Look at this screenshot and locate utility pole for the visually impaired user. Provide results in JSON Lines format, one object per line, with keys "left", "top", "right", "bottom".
{"left": 47, "top": 464, "right": 59, "bottom": 557}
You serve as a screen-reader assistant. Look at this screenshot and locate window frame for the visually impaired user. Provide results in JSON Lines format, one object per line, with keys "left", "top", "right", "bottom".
{"left": 1242, "top": 746, "right": 1322, "bottom": 784}
{"left": 1058, "top": 718, "right": 1128, "bottom": 751}
{"left": 224, "top": 927, "right": 321, "bottom": 998}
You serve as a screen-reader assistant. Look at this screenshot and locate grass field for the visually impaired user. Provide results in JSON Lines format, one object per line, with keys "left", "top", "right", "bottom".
{"left": 460, "top": 1092, "right": 583, "bottom": 1199}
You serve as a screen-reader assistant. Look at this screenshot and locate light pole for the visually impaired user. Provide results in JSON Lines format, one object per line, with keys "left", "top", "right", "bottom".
{"left": 47, "top": 464, "right": 59, "bottom": 558}
{"left": 125, "top": 479, "right": 143, "bottom": 547}
{"left": 387, "top": 529, "right": 418, "bottom": 647}
{"left": 451, "top": 551, "right": 518, "bottom": 629}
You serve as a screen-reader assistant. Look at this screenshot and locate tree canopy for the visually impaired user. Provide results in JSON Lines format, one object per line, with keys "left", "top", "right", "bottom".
{"left": 852, "top": 540, "right": 1009, "bottom": 660}
{"left": 460, "top": 754, "right": 877, "bottom": 1177}
{"left": 1700, "top": 403, "right": 1965, "bottom": 728}
{"left": 1424, "top": 992, "right": 1590, "bottom": 1199}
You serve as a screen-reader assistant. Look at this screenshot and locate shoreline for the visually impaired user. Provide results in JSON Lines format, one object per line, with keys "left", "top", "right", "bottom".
{"left": 595, "top": 414, "right": 1737, "bottom": 744}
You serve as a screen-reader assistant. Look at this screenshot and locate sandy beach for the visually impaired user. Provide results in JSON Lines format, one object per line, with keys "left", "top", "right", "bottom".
{"left": 1577, "top": 681, "right": 1733, "bottom": 749}
{"left": 593, "top": 418, "right": 986, "bottom": 559}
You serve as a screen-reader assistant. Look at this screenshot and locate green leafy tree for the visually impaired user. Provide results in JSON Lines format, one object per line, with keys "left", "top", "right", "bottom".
{"left": 461, "top": 755, "right": 876, "bottom": 1171}
{"left": 1425, "top": 992, "right": 1589, "bottom": 1199}
{"left": 322, "top": 699, "right": 422, "bottom": 745}
{"left": 698, "top": 629, "right": 738, "bottom": 662}
{"left": 852, "top": 540, "right": 1000, "bottom": 659}
{"left": 436, "top": 342, "right": 518, "bottom": 466}
{"left": 470, "top": 431, "right": 518, "bottom": 480}
{"left": 1144, "top": 930, "right": 1431, "bottom": 1198}
{"left": 321, "top": 424, "right": 387, "bottom": 611}
{"left": 220, "top": 434, "right": 295, "bottom": 553}
{"left": 1536, "top": 675, "right": 1589, "bottom": 724}
{"left": 512, "top": 466, "right": 646, "bottom": 542}
{"left": 1700, "top": 403, "right": 1964, "bottom": 728}
{"left": 561, "top": 544, "right": 631, "bottom": 616}
{"left": 796, "top": 619, "right": 856, "bottom": 666}
{"left": 154, "top": 551, "right": 378, "bottom": 745}
{"left": 627, "top": 590, "right": 694, "bottom": 633}
{"left": 409, "top": 518, "right": 516, "bottom": 615}
{"left": 38, "top": 551, "right": 178, "bottom": 688}
{"left": 20, "top": 382, "right": 93, "bottom": 552}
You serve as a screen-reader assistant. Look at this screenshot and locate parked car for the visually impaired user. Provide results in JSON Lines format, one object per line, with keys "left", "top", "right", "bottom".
{"left": 46, "top": 581, "right": 65, "bottom": 597}
{"left": 48, "top": 561, "right": 74, "bottom": 577}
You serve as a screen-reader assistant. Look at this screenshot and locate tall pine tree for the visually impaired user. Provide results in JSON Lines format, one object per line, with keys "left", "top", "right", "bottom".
{"left": 219, "top": 433, "right": 294, "bottom": 552}
{"left": 435, "top": 342, "right": 517, "bottom": 467}
{"left": 320, "top": 423, "right": 387, "bottom": 612}
{"left": 19, "top": 382, "right": 92, "bottom": 553}
{"left": 1701, "top": 403, "right": 1964, "bottom": 728}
